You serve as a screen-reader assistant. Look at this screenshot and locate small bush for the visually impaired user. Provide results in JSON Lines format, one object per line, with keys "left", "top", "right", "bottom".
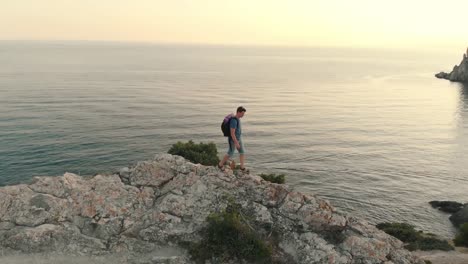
{"left": 168, "top": 140, "right": 220, "bottom": 166}
{"left": 376, "top": 222, "right": 454, "bottom": 251}
{"left": 376, "top": 223, "right": 420, "bottom": 242}
{"left": 454, "top": 222, "right": 468, "bottom": 247}
{"left": 259, "top": 173, "right": 286, "bottom": 184}
{"left": 189, "top": 202, "right": 272, "bottom": 263}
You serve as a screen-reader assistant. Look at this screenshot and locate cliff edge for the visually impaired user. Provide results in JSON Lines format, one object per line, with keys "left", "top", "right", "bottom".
{"left": 0, "top": 154, "right": 424, "bottom": 263}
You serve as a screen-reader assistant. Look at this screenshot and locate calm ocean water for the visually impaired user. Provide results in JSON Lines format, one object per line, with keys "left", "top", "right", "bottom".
{"left": 1, "top": 41, "right": 467, "bottom": 238}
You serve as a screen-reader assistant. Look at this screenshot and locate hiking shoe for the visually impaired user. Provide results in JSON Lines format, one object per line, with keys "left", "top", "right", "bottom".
{"left": 240, "top": 167, "right": 249, "bottom": 173}
{"left": 217, "top": 164, "right": 226, "bottom": 172}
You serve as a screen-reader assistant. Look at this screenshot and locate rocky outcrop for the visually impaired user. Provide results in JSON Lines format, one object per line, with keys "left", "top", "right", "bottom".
{"left": 435, "top": 52, "right": 468, "bottom": 82}
{"left": 0, "top": 154, "right": 424, "bottom": 264}
{"left": 429, "top": 201, "right": 464, "bottom": 213}
{"left": 450, "top": 205, "right": 468, "bottom": 227}
{"left": 429, "top": 200, "right": 468, "bottom": 228}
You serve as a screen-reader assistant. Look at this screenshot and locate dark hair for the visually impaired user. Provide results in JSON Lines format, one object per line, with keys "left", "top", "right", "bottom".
{"left": 237, "top": 106, "right": 246, "bottom": 113}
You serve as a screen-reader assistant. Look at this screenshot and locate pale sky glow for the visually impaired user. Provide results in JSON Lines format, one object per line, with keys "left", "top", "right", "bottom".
{"left": 1, "top": 0, "right": 467, "bottom": 48}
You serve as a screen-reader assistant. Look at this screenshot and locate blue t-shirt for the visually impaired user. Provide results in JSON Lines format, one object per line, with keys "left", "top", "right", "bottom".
{"left": 230, "top": 118, "right": 242, "bottom": 139}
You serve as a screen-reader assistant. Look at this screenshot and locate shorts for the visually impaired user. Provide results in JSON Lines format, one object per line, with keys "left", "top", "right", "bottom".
{"left": 227, "top": 137, "right": 245, "bottom": 157}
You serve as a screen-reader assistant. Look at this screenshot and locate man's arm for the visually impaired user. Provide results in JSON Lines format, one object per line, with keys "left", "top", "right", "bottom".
{"left": 230, "top": 128, "right": 240, "bottom": 150}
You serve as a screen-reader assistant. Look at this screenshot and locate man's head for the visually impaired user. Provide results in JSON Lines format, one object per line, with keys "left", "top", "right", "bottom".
{"left": 236, "top": 106, "right": 246, "bottom": 118}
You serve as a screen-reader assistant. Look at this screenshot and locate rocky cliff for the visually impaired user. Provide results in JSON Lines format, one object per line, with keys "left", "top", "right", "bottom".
{"left": 435, "top": 52, "right": 468, "bottom": 82}
{"left": 0, "top": 154, "right": 424, "bottom": 264}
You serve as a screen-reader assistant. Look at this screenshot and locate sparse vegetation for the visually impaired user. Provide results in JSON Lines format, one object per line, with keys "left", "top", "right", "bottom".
{"left": 376, "top": 222, "right": 454, "bottom": 251}
{"left": 259, "top": 173, "right": 286, "bottom": 184}
{"left": 454, "top": 222, "right": 468, "bottom": 247}
{"left": 189, "top": 201, "right": 273, "bottom": 264}
{"left": 168, "top": 140, "right": 220, "bottom": 166}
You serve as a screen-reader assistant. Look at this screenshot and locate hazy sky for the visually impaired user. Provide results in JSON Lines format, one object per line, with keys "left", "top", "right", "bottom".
{"left": 1, "top": 0, "right": 467, "bottom": 48}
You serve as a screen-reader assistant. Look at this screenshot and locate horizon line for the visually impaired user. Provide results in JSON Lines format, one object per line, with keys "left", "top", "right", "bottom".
{"left": 0, "top": 39, "right": 460, "bottom": 52}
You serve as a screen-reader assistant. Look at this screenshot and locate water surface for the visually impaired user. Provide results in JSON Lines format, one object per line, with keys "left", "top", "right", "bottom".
{"left": 1, "top": 42, "right": 466, "bottom": 238}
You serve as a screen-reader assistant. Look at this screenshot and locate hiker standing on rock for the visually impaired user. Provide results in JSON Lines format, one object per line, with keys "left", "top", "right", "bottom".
{"left": 218, "top": 106, "right": 247, "bottom": 172}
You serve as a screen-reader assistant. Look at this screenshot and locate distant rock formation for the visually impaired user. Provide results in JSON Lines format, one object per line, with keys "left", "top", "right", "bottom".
{"left": 435, "top": 49, "right": 468, "bottom": 82}
{"left": 0, "top": 154, "right": 425, "bottom": 263}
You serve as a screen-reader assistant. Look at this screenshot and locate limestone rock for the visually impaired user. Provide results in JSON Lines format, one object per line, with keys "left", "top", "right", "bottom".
{"left": 0, "top": 154, "right": 425, "bottom": 263}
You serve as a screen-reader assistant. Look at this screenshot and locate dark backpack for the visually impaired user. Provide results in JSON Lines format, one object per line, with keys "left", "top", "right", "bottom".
{"left": 221, "top": 114, "right": 237, "bottom": 137}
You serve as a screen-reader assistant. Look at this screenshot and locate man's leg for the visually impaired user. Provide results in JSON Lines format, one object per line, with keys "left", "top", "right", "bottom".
{"left": 238, "top": 139, "right": 246, "bottom": 169}
{"left": 219, "top": 138, "right": 234, "bottom": 168}
{"left": 219, "top": 154, "right": 230, "bottom": 167}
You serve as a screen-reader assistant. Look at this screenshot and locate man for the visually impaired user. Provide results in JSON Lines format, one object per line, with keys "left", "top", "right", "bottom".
{"left": 218, "top": 106, "right": 247, "bottom": 172}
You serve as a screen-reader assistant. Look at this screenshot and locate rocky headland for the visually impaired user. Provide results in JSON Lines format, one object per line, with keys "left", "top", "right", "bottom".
{"left": 435, "top": 50, "right": 468, "bottom": 82}
{"left": 0, "top": 154, "right": 426, "bottom": 263}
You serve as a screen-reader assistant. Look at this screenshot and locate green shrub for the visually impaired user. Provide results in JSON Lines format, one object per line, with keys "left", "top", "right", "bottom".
{"left": 376, "top": 223, "right": 420, "bottom": 242}
{"left": 259, "top": 173, "right": 286, "bottom": 184}
{"left": 454, "top": 222, "right": 468, "bottom": 247}
{"left": 376, "top": 222, "right": 454, "bottom": 251}
{"left": 189, "top": 202, "right": 272, "bottom": 264}
{"left": 168, "top": 140, "right": 220, "bottom": 166}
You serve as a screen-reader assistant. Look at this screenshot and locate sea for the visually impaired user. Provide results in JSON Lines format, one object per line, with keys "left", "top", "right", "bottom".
{"left": 1, "top": 41, "right": 467, "bottom": 238}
